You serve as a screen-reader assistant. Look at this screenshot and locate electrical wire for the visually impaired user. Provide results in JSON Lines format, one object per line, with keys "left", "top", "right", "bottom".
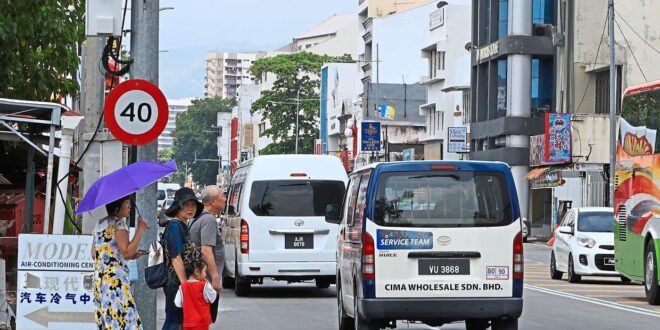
{"left": 615, "top": 9, "right": 660, "bottom": 55}
{"left": 53, "top": 0, "right": 130, "bottom": 233}
{"left": 615, "top": 18, "right": 648, "bottom": 82}
{"left": 575, "top": 12, "right": 609, "bottom": 114}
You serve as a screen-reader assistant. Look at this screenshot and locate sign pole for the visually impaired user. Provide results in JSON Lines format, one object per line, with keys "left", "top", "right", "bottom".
{"left": 608, "top": 0, "right": 616, "bottom": 207}
{"left": 131, "top": 0, "right": 159, "bottom": 327}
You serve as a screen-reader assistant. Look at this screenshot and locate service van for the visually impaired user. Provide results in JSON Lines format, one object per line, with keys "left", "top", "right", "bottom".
{"left": 222, "top": 155, "right": 348, "bottom": 296}
{"left": 326, "top": 161, "right": 523, "bottom": 330}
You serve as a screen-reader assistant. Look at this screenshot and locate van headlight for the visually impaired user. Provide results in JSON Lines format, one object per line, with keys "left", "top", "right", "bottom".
{"left": 577, "top": 235, "right": 596, "bottom": 248}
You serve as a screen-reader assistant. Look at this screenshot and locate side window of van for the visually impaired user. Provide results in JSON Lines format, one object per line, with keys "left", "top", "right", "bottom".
{"left": 228, "top": 180, "right": 244, "bottom": 215}
{"left": 344, "top": 176, "right": 361, "bottom": 226}
{"left": 352, "top": 172, "right": 370, "bottom": 228}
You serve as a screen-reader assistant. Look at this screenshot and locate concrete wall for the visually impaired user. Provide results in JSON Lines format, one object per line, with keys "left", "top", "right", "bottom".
{"left": 570, "top": 114, "right": 613, "bottom": 164}
{"left": 305, "top": 17, "right": 359, "bottom": 58}
{"left": 365, "top": 0, "right": 433, "bottom": 18}
{"left": 363, "top": 83, "right": 427, "bottom": 124}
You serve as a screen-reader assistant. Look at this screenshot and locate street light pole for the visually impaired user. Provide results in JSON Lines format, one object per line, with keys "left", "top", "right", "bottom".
{"left": 295, "top": 89, "right": 300, "bottom": 154}
{"left": 608, "top": 0, "right": 616, "bottom": 207}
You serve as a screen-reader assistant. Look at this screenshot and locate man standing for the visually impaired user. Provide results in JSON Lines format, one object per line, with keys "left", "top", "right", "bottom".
{"left": 189, "top": 185, "right": 226, "bottom": 323}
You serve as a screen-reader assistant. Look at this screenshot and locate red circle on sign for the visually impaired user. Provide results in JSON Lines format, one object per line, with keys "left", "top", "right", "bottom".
{"left": 104, "top": 79, "right": 169, "bottom": 145}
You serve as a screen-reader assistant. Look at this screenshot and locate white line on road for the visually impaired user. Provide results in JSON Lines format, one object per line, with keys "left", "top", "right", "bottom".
{"left": 525, "top": 284, "right": 660, "bottom": 318}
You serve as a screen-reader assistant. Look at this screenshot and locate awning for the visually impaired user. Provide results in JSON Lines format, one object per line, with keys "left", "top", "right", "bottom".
{"left": 525, "top": 164, "right": 572, "bottom": 181}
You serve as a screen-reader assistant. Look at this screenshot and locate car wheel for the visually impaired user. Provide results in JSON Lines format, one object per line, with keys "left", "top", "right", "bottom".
{"left": 234, "top": 261, "right": 251, "bottom": 297}
{"left": 620, "top": 276, "right": 631, "bottom": 284}
{"left": 550, "top": 251, "right": 563, "bottom": 280}
{"left": 492, "top": 317, "right": 518, "bottom": 330}
{"left": 645, "top": 240, "right": 660, "bottom": 305}
{"left": 222, "top": 262, "right": 235, "bottom": 289}
{"left": 465, "top": 319, "right": 489, "bottom": 330}
{"left": 567, "top": 254, "right": 581, "bottom": 283}
{"left": 354, "top": 287, "right": 379, "bottom": 330}
{"left": 337, "top": 280, "right": 354, "bottom": 330}
{"left": 316, "top": 278, "right": 331, "bottom": 289}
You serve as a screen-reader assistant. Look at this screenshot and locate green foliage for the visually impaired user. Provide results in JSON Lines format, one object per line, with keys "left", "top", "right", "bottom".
{"left": 173, "top": 97, "right": 235, "bottom": 185}
{"left": 250, "top": 52, "right": 353, "bottom": 154}
{"left": 158, "top": 148, "right": 186, "bottom": 185}
{"left": 0, "top": 1, "right": 85, "bottom": 101}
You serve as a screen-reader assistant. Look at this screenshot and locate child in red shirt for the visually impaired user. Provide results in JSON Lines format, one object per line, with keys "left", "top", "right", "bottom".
{"left": 174, "top": 259, "right": 218, "bottom": 330}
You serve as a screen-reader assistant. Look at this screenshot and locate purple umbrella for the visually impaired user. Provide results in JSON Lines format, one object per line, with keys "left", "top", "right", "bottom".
{"left": 76, "top": 160, "right": 177, "bottom": 214}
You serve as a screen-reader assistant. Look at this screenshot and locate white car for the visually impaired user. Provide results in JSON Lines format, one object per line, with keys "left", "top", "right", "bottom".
{"left": 550, "top": 207, "right": 622, "bottom": 283}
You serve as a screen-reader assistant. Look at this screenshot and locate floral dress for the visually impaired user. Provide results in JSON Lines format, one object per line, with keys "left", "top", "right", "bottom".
{"left": 93, "top": 216, "right": 143, "bottom": 330}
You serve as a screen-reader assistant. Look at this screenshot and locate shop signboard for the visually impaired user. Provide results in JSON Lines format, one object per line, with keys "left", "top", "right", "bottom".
{"left": 447, "top": 127, "right": 468, "bottom": 153}
{"left": 545, "top": 113, "right": 572, "bottom": 164}
{"left": 361, "top": 122, "right": 381, "bottom": 152}
{"left": 531, "top": 171, "right": 564, "bottom": 189}
{"left": 17, "top": 234, "right": 95, "bottom": 330}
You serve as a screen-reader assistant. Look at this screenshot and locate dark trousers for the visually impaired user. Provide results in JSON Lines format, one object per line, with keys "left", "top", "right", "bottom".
{"left": 210, "top": 294, "right": 219, "bottom": 323}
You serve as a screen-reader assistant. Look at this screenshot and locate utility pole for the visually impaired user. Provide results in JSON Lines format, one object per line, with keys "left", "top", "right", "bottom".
{"left": 608, "top": 0, "right": 616, "bottom": 207}
{"left": 295, "top": 89, "right": 300, "bottom": 154}
{"left": 131, "top": 0, "right": 159, "bottom": 328}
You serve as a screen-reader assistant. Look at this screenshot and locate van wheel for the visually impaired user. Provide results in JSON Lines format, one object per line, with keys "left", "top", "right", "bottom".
{"left": 465, "top": 319, "right": 489, "bottom": 330}
{"left": 567, "top": 254, "right": 581, "bottom": 283}
{"left": 234, "top": 262, "right": 251, "bottom": 297}
{"left": 550, "top": 251, "right": 563, "bottom": 280}
{"left": 222, "top": 263, "right": 235, "bottom": 289}
{"left": 644, "top": 240, "right": 660, "bottom": 305}
{"left": 316, "top": 278, "right": 331, "bottom": 289}
{"left": 491, "top": 317, "right": 518, "bottom": 330}
{"left": 354, "top": 289, "right": 379, "bottom": 330}
{"left": 337, "top": 281, "right": 354, "bottom": 330}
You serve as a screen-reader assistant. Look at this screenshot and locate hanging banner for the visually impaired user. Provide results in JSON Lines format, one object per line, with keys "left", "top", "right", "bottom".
{"left": 314, "top": 139, "right": 322, "bottom": 155}
{"left": 545, "top": 113, "right": 572, "bottom": 164}
{"left": 530, "top": 134, "right": 546, "bottom": 166}
{"left": 361, "top": 122, "right": 381, "bottom": 152}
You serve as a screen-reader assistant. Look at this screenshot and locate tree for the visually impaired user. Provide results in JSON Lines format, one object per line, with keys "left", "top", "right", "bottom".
{"left": 250, "top": 52, "right": 352, "bottom": 154}
{"left": 0, "top": 1, "right": 85, "bottom": 101}
{"left": 158, "top": 148, "right": 186, "bottom": 185}
{"left": 173, "top": 97, "right": 235, "bottom": 185}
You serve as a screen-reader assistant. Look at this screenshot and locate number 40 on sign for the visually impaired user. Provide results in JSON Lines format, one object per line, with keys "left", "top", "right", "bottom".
{"left": 104, "top": 79, "right": 169, "bottom": 146}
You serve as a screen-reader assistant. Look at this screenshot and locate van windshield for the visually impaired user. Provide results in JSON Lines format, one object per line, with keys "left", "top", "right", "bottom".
{"left": 249, "top": 180, "right": 345, "bottom": 217}
{"left": 373, "top": 171, "right": 513, "bottom": 227}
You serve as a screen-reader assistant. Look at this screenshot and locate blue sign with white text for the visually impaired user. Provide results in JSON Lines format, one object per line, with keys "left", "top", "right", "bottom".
{"left": 361, "top": 122, "right": 381, "bottom": 151}
{"left": 377, "top": 230, "right": 433, "bottom": 250}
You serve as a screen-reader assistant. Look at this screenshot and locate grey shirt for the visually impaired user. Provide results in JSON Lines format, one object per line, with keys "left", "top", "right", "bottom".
{"left": 189, "top": 210, "right": 224, "bottom": 276}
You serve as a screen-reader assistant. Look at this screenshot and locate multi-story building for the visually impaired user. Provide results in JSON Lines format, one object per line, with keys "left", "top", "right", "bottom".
{"left": 286, "top": 13, "right": 359, "bottom": 58}
{"left": 469, "top": 0, "right": 557, "bottom": 221}
{"left": 205, "top": 52, "right": 265, "bottom": 99}
{"left": 159, "top": 98, "right": 193, "bottom": 151}
{"left": 419, "top": 0, "right": 472, "bottom": 160}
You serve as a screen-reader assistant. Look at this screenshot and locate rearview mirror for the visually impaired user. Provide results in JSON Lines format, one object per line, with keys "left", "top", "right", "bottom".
{"left": 559, "top": 226, "right": 574, "bottom": 235}
{"left": 325, "top": 204, "right": 341, "bottom": 224}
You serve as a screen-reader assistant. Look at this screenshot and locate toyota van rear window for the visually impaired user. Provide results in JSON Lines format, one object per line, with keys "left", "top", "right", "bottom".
{"left": 373, "top": 171, "right": 513, "bottom": 227}
{"left": 249, "top": 180, "right": 345, "bottom": 217}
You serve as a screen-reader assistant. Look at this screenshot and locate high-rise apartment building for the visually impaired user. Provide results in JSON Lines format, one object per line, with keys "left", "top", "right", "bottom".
{"left": 205, "top": 52, "right": 265, "bottom": 99}
{"left": 159, "top": 98, "right": 193, "bottom": 151}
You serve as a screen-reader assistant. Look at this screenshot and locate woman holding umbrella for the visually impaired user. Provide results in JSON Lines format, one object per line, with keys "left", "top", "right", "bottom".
{"left": 162, "top": 187, "right": 203, "bottom": 330}
{"left": 92, "top": 196, "right": 149, "bottom": 329}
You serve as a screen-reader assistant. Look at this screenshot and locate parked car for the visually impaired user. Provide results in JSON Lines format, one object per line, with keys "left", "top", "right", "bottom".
{"left": 222, "top": 155, "right": 348, "bottom": 296}
{"left": 327, "top": 161, "right": 523, "bottom": 330}
{"left": 550, "top": 207, "right": 621, "bottom": 283}
{"left": 158, "top": 198, "right": 175, "bottom": 227}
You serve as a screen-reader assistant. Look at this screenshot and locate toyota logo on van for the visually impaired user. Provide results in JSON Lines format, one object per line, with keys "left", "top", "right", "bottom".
{"left": 437, "top": 236, "right": 451, "bottom": 246}
{"left": 294, "top": 219, "right": 304, "bottom": 227}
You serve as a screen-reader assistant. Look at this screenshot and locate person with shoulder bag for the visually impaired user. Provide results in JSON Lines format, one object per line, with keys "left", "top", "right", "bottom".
{"left": 161, "top": 187, "right": 203, "bottom": 330}
{"left": 188, "top": 185, "right": 226, "bottom": 323}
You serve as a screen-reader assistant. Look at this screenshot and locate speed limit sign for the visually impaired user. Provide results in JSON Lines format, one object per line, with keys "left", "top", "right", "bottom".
{"left": 104, "top": 79, "right": 169, "bottom": 145}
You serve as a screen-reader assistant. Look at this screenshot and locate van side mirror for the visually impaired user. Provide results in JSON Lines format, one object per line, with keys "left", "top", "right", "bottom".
{"left": 325, "top": 204, "right": 341, "bottom": 224}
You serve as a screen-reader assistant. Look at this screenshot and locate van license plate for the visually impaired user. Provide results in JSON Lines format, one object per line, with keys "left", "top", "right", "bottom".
{"left": 604, "top": 257, "right": 615, "bottom": 266}
{"left": 418, "top": 259, "right": 470, "bottom": 275}
{"left": 285, "top": 234, "right": 313, "bottom": 249}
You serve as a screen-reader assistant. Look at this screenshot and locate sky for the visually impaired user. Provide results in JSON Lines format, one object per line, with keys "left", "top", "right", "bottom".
{"left": 157, "top": 0, "right": 358, "bottom": 100}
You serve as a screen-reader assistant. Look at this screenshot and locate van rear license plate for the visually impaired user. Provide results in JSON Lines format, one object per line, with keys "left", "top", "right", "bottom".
{"left": 285, "top": 234, "right": 313, "bottom": 249}
{"left": 418, "top": 259, "right": 470, "bottom": 275}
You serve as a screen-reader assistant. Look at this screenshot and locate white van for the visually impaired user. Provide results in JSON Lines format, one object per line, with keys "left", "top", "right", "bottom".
{"left": 327, "top": 161, "right": 523, "bottom": 330}
{"left": 222, "top": 155, "right": 348, "bottom": 296}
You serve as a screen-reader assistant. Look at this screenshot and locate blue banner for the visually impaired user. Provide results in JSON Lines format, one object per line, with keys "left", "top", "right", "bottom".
{"left": 377, "top": 230, "right": 433, "bottom": 250}
{"left": 361, "top": 122, "right": 381, "bottom": 152}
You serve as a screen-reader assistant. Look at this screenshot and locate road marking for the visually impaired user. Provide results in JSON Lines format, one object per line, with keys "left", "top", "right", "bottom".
{"left": 618, "top": 301, "right": 649, "bottom": 305}
{"left": 534, "top": 284, "right": 641, "bottom": 288}
{"left": 559, "top": 289, "right": 644, "bottom": 293}
{"left": 587, "top": 295, "right": 639, "bottom": 298}
{"left": 526, "top": 284, "right": 660, "bottom": 318}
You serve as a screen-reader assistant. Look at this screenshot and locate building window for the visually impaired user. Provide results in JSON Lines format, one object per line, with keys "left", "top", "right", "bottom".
{"left": 595, "top": 67, "right": 622, "bottom": 114}
{"left": 258, "top": 122, "right": 266, "bottom": 136}
{"left": 436, "top": 111, "right": 442, "bottom": 132}
{"left": 497, "top": 60, "right": 507, "bottom": 117}
{"left": 531, "top": 57, "right": 553, "bottom": 113}
{"left": 463, "top": 91, "right": 471, "bottom": 125}
{"left": 437, "top": 51, "right": 445, "bottom": 70}
{"left": 429, "top": 50, "right": 446, "bottom": 79}
{"left": 498, "top": 0, "right": 508, "bottom": 39}
{"left": 533, "top": 0, "right": 555, "bottom": 24}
